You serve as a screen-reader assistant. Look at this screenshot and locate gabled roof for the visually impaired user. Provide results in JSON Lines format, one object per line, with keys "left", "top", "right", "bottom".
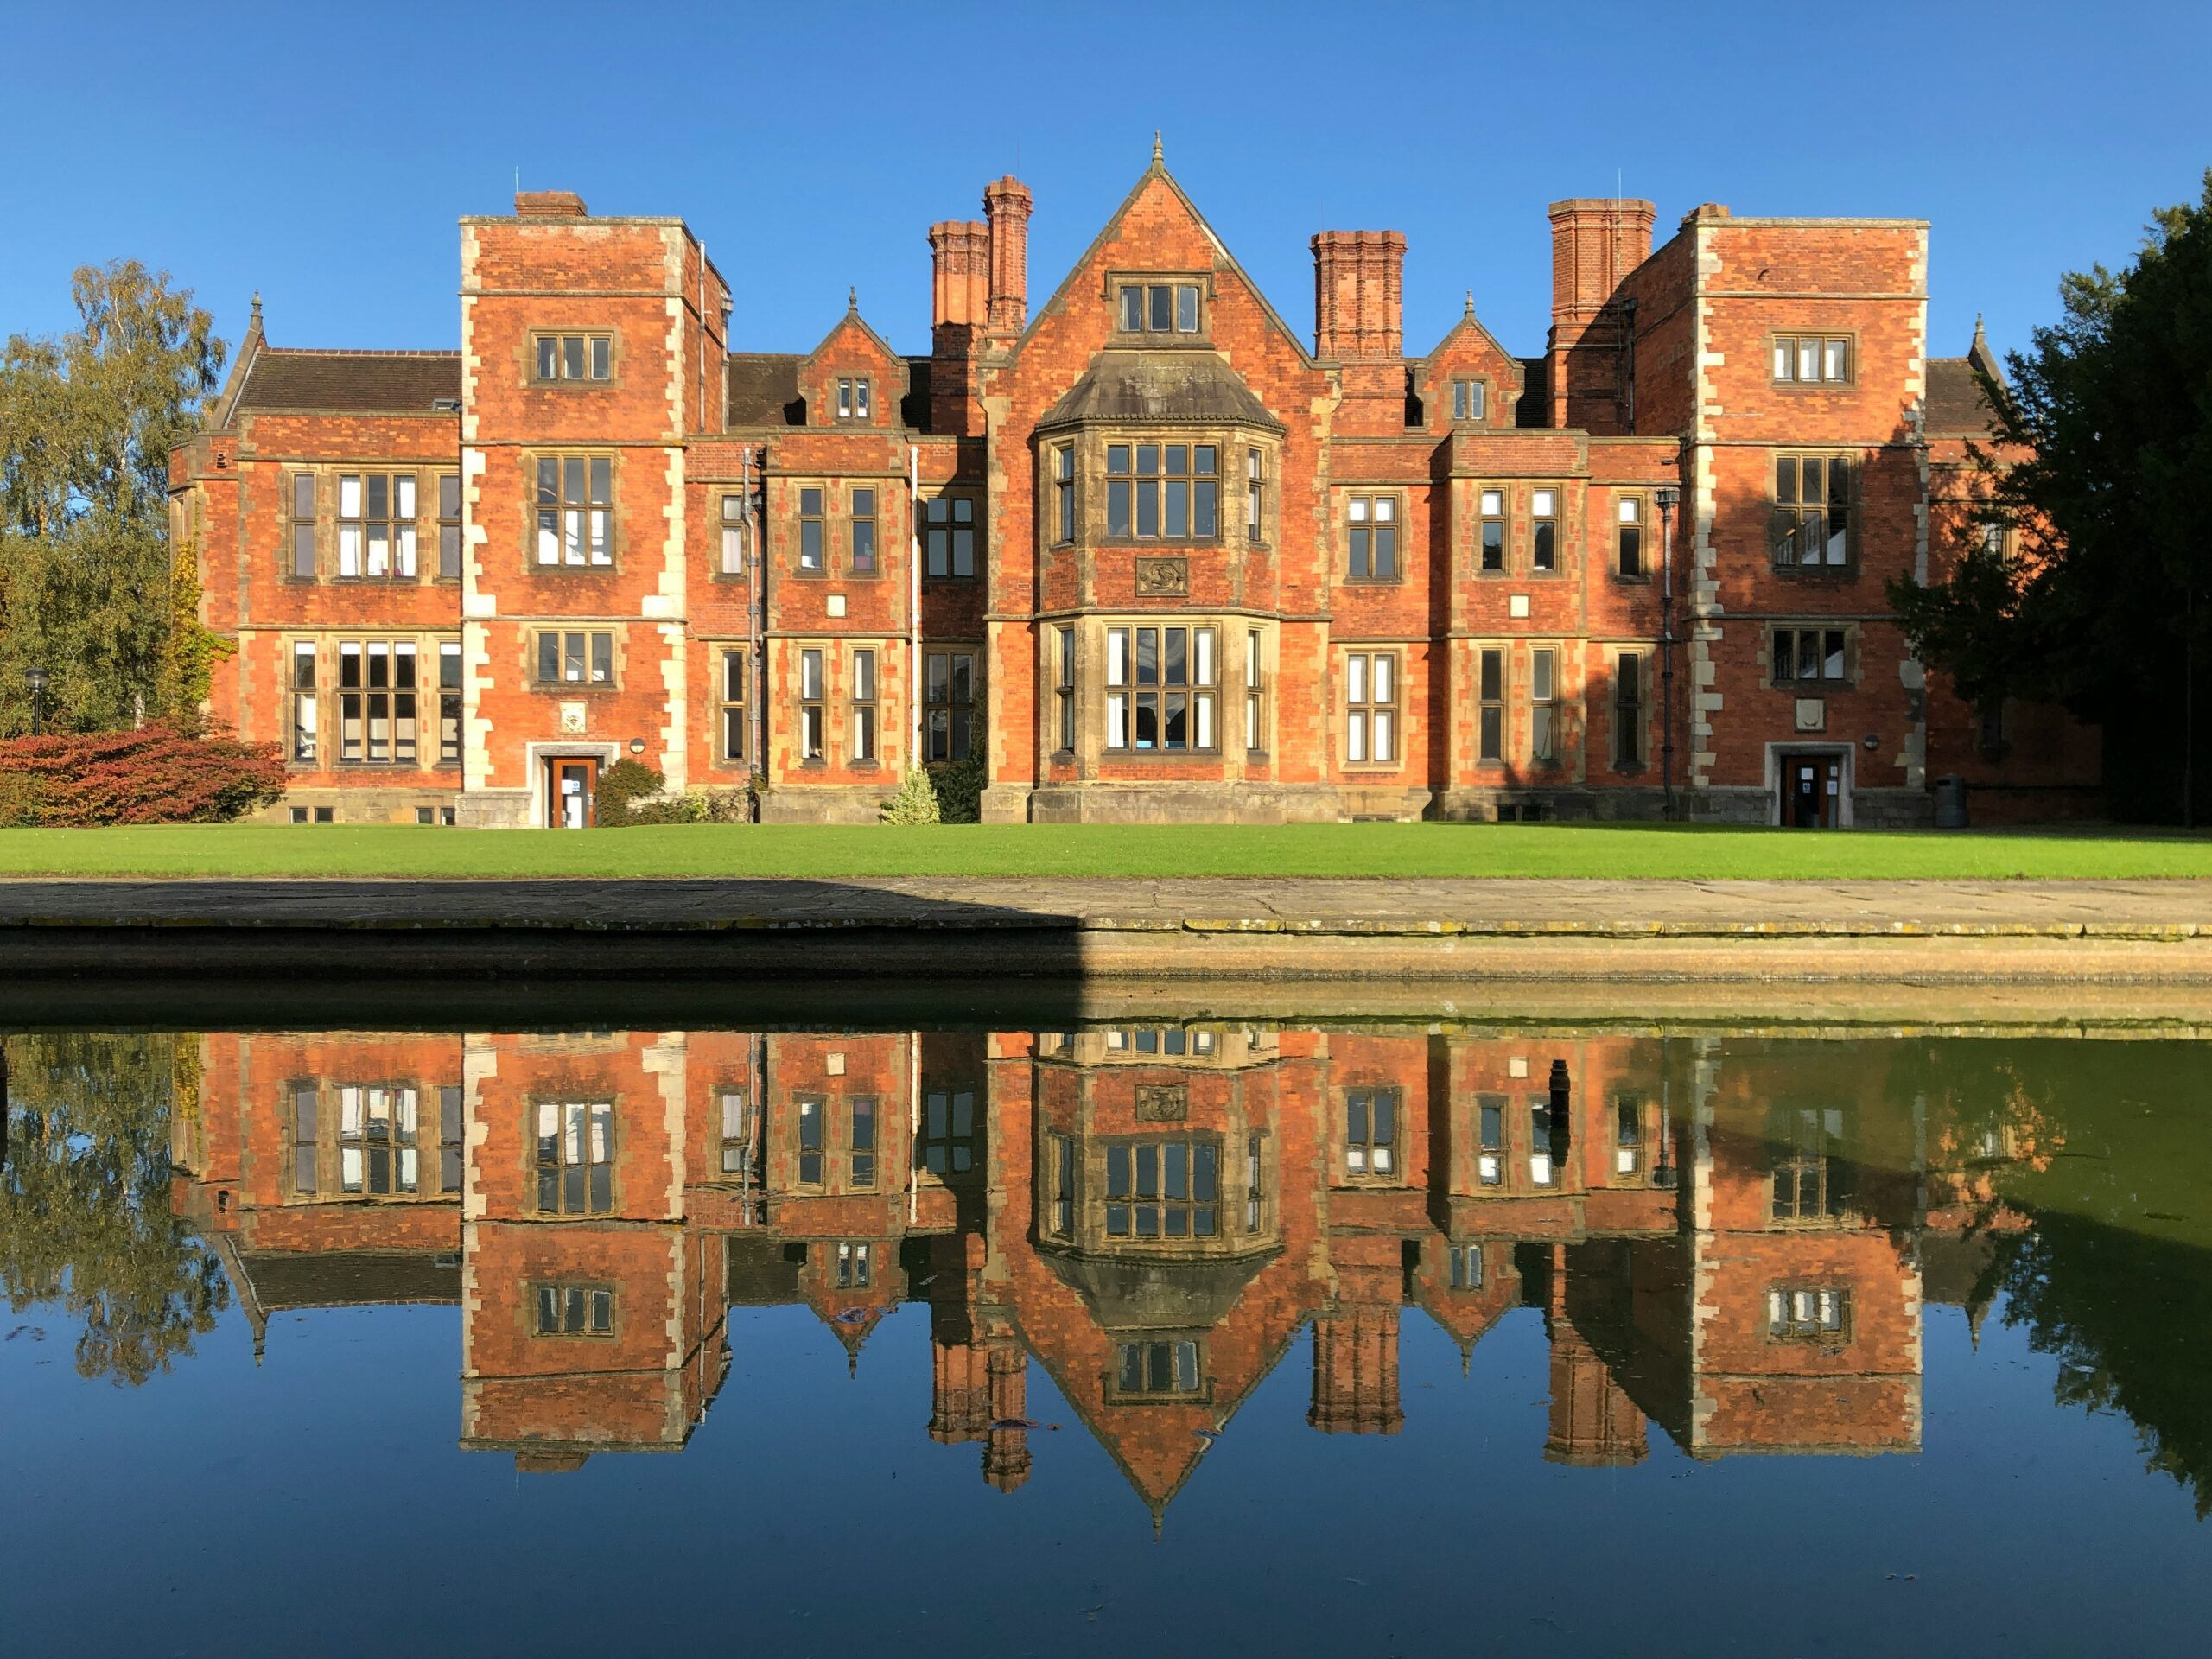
{"left": 1414, "top": 293, "right": 1528, "bottom": 389}
{"left": 1926, "top": 317, "right": 2010, "bottom": 438}
{"left": 1013, "top": 147, "right": 1317, "bottom": 371}
{"left": 232, "top": 348, "right": 461, "bottom": 414}
{"left": 1037, "top": 351, "right": 1283, "bottom": 432}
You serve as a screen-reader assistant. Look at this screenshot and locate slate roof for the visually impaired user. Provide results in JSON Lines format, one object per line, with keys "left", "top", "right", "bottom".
{"left": 1037, "top": 350, "right": 1282, "bottom": 431}
{"left": 236, "top": 1249, "right": 460, "bottom": 1309}
{"left": 1926, "top": 358, "right": 1999, "bottom": 437}
{"left": 232, "top": 349, "right": 461, "bottom": 413}
{"left": 726, "top": 353, "right": 804, "bottom": 426}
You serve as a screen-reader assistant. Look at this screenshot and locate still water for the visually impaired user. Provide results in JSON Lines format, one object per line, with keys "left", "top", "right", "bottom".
{"left": 3, "top": 1007, "right": 2209, "bottom": 1656}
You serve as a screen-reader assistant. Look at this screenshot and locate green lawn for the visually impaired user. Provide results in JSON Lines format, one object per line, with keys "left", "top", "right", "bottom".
{"left": 0, "top": 821, "right": 2209, "bottom": 880}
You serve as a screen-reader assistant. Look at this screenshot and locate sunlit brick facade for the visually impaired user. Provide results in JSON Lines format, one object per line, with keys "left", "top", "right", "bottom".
{"left": 170, "top": 152, "right": 2099, "bottom": 826}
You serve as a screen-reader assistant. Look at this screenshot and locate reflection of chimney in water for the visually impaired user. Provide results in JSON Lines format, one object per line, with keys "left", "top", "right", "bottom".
{"left": 1548, "top": 1059, "right": 1573, "bottom": 1172}
{"left": 983, "top": 1338, "right": 1032, "bottom": 1492}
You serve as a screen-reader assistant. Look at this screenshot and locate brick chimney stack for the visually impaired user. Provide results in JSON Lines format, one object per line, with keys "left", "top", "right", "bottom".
{"left": 1311, "top": 231, "right": 1405, "bottom": 361}
{"left": 983, "top": 176, "right": 1033, "bottom": 336}
{"left": 1546, "top": 197, "right": 1656, "bottom": 430}
{"left": 930, "top": 219, "right": 991, "bottom": 435}
{"left": 929, "top": 220, "right": 989, "bottom": 333}
{"left": 514, "top": 189, "right": 588, "bottom": 218}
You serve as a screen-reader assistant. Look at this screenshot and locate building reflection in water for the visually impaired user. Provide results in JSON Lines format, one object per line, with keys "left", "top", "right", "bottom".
{"left": 170, "top": 1026, "right": 2025, "bottom": 1516}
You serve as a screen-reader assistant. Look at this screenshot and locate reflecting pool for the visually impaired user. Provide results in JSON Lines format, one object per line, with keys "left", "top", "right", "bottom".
{"left": 3, "top": 1013, "right": 2210, "bottom": 1655}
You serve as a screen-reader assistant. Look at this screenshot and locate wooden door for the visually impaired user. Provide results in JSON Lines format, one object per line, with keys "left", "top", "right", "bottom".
{"left": 548, "top": 758, "right": 599, "bottom": 829}
{"left": 1784, "top": 757, "right": 1840, "bottom": 828}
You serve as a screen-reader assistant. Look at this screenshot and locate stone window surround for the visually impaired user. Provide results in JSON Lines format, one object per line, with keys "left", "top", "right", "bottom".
{"left": 1104, "top": 268, "right": 1214, "bottom": 343}
{"left": 1769, "top": 330, "right": 1856, "bottom": 387}
{"left": 284, "top": 464, "right": 451, "bottom": 586}
{"left": 527, "top": 329, "right": 619, "bottom": 387}
{"left": 523, "top": 449, "right": 620, "bottom": 574}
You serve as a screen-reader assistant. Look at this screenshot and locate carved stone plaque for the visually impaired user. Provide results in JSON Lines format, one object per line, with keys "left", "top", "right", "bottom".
{"left": 559, "top": 702, "right": 588, "bottom": 734}
{"left": 1135, "top": 556, "right": 1189, "bottom": 598}
{"left": 1135, "top": 1084, "right": 1189, "bottom": 1122}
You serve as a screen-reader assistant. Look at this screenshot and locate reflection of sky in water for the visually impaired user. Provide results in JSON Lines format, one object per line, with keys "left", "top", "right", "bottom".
{"left": 3, "top": 1027, "right": 2209, "bottom": 1657}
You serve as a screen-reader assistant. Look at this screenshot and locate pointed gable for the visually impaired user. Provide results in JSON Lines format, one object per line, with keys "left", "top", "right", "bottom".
{"left": 797, "top": 297, "right": 911, "bottom": 429}
{"left": 1412, "top": 296, "right": 1528, "bottom": 430}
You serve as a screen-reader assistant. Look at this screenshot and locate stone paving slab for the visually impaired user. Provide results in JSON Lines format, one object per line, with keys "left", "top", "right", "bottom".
{"left": 2, "top": 876, "right": 2209, "bottom": 938}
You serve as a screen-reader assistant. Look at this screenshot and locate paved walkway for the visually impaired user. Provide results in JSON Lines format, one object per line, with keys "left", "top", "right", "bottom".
{"left": 3, "top": 876, "right": 2209, "bottom": 937}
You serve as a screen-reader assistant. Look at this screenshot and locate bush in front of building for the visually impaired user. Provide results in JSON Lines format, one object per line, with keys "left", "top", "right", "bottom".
{"left": 592, "top": 760, "right": 700, "bottom": 826}
{"left": 0, "top": 726, "right": 286, "bottom": 826}
{"left": 880, "top": 766, "right": 943, "bottom": 824}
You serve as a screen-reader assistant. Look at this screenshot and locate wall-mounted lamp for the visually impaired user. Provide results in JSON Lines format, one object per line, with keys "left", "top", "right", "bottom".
{"left": 628, "top": 738, "right": 646, "bottom": 754}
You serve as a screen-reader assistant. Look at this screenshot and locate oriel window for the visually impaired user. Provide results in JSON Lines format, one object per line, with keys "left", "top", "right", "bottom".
{"left": 1106, "top": 442, "right": 1217, "bottom": 540}
{"left": 1346, "top": 494, "right": 1399, "bottom": 581}
{"left": 1244, "top": 628, "right": 1266, "bottom": 753}
{"left": 1246, "top": 448, "right": 1266, "bottom": 542}
{"left": 1052, "top": 448, "right": 1076, "bottom": 545}
{"left": 1103, "top": 1138, "right": 1219, "bottom": 1238}
{"left": 926, "top": 495, "right": 976, "bottom": 577}
{"left": 534, "top": 456, "right": 612, "bottom": 567}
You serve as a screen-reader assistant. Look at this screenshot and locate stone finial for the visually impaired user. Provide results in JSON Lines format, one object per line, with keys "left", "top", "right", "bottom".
{"left": 1153, "top": 130, "right": 1163, "bottom": 166}
{"left": 249, "top": 291, "right": 263, "bottom": 333}
{"left": 848, "top": 285, "right": 858, "bottom": 313}
{"left": 1465, "top": 289, "right": 1475, "bottom": 319}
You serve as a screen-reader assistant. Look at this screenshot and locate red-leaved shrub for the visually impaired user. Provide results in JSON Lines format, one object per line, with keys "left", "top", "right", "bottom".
{"left": 0, "top": 726, "right": 287, "bottom": 826}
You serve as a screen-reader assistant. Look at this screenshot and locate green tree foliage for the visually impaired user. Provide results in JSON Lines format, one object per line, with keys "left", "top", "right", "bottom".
{"left": 1, "top": 1033, "right": 228, "bottom": 1386}
{"left": 1890, "top": 171, "right": 2212, "bottom": 822}
{"left": 0, "top": 261, "right": 226, "bottom": 736}
{"left": 879, "top": 764, "right": 943, "bottom": 824}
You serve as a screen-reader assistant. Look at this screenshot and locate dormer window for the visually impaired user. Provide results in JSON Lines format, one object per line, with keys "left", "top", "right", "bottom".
{"left": 1117, "top": 281, "right": 1202, "bottom": 335}
{"left": 836, "top": 377, "right": 871, "bottom": 421}
{"left": 533, "top": 334, "right": 612, "bottom": 383}
{"left": 1450, "top": 378, "right": 1486, "bottom": 422}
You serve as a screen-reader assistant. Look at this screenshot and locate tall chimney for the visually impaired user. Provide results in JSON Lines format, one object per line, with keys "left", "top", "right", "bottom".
{"left": 1546, "top": 198, "right": 1656, "bottom": 431}
{"left": 928, "top": 220, "right": 989, "bottom": 333}
{"left": 929, "top": 219, "right": 990, "bottom": 435}
{"left": 983, "top": 176, "right": 1033, "bottom": 336}
{"left": 1311, "top": 231, "right": 1405, "bottom": 361}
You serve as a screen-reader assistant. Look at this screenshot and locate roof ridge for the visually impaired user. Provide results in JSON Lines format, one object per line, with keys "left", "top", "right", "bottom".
{"left": 260, "top": 346, "right": 461, "bottom": 358}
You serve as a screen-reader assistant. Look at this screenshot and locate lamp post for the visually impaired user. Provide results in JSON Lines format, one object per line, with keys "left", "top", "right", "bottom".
{"left": 1652, "top": 487, "right": 1680, "bottom": 821}
{"left": 23, "top": 666, "right": 48, "bottom": 737}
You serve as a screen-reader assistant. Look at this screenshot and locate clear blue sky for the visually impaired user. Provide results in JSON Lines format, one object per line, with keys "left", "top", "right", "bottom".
{"left": 3, "top": 0, "right": 2206, "bottom": 377}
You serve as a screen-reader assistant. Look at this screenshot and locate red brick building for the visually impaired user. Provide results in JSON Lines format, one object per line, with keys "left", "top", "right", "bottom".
{"left": 174, "top": 1021, "right": 2019, "bottom": 1503}
{"left": 170, "top": 148, "right": 2097, "bottom": 826}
